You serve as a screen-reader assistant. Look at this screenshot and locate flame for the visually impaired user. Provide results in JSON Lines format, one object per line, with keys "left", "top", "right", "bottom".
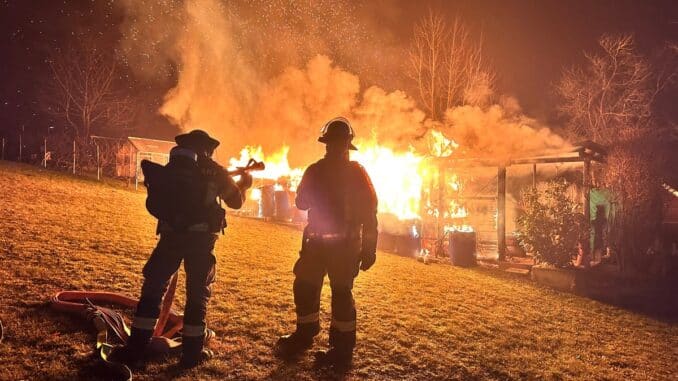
{"left": 249, "top": 188, "right": 262, "bottom": 201}
{"left": 352, "top": 142, "right": 424, "bottom": 221}
{"left": 228, "top": 145, "right": 303, "bottom": 190}
{"left": 228, "top": 129, "right": 477, "bottom": 233}
{"left": 447, "top": 200, "right": 469, "bottom": 219}
{"left": 428, "top": 129, "right": 459, "bottom": 158}
{"left": 445, "top": 225, "right": 474, "bottom": 233}
{"left": 449, "top": 173, "right": 461, "bottom": 192}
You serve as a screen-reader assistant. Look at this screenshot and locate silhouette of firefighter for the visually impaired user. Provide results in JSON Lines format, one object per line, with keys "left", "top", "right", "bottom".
{"left": 115, "top": 130, "right": 252, "bottom": 368}
{"left": 277, "top": 117, "right": 378, "bottom": 370}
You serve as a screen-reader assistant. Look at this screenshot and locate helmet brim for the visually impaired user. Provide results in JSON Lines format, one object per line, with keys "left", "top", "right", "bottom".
{"left": 175, "top": 132, "right": 220, "bottom": 151}
{"left": 318, "top": 136, "right": 358, "bottom": 150}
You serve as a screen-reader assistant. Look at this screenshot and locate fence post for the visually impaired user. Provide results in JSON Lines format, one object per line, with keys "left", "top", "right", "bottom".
{"left": 532, "top": 163, "right": 537, "bottom": 188}
{"left": 72, "top": 140, "right": 76, "bottom": 175}
{"left": 43, "top": 138, "right": 47, "bottom": 168}
{"left": 437, "top": 163, "right": 445, "bottom": 243}
{"left": 583, "top": 158, "right": 592, "bottom": 255}
{"left": 19, "top": 134, "right": 22, "bottom": 162}
{"left": 497, "top": 165, "right": 507, "bottom": 261}
{"left": 134, "top": 152, "right": 139, "bottom": 190}
{"left": 96, "top": 143, "right": 100, "bottom": 180}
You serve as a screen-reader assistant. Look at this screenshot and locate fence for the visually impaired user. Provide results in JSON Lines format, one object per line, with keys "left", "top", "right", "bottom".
{"left": 0, "top": 134, "right": 127, "bottom": 183}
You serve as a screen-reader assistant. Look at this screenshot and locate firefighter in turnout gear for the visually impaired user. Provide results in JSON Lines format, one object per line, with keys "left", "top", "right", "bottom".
{"left": 276, "top": 117, "right": 378, "bottom": 371}
{"left": 116, "top": 130, "right": 253, "bottom": 368}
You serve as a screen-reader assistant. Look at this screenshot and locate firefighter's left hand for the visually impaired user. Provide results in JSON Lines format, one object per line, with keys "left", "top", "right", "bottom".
{"left": 237, "top": 172, "right": 253, "bottom": 190}
{"left": 359, "top": 250, "right": 376, "bottom": 271}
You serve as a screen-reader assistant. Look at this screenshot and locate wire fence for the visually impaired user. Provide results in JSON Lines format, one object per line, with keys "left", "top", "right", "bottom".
{"left": 1, "top": 134, "right": 132, "bottom": 185}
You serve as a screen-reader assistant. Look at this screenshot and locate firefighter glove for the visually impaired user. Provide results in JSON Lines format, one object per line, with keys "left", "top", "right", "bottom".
{"left": 359, "top": 250, "right": 376, "bottom": 271}
{"left": 237, "top": 172, "right": 253, "bottom": 190}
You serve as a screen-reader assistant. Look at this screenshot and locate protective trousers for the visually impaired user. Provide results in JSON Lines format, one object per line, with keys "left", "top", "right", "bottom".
{"left": 292, "top": 237, "right": 360, "bottom": 354}
{"left": 127, "top": 232, "right": 217, "bottom": 357}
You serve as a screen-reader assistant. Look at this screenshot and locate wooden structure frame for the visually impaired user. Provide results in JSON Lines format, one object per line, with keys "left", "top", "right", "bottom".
{"left": 436, "top": 141, "right": 607, "bottom": 260}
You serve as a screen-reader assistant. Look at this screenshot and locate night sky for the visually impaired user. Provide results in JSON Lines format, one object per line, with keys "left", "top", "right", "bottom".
{"left": 1, "top": 0, "right": 676, "bottom": 155}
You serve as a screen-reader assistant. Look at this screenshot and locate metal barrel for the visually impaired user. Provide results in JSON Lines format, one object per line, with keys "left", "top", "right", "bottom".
{"left": 449, "top": 231, "right": 477, "bottom": 267}
{"left": 274, "top": 190, "right": 291, "bottom": 221}
{"left": 259, "top": 185, "right": 275, "bottom": 218}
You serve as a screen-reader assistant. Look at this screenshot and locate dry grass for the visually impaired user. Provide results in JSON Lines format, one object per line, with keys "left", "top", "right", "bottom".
{"left": 0, "top": 161, "right": 676, "bottom": 380}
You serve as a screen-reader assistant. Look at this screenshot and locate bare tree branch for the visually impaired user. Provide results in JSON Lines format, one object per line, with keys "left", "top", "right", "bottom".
{"left": 409, "top": 10, "right": 494, "bottom": 121}
{"left": 556, "top": 33, "right": 677, "bottom": 272}
{"left": 40, "top": 42, "right": 135, "bottom": 145}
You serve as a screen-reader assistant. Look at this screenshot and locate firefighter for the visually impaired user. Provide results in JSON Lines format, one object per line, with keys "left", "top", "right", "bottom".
{"left": 276, "top": 117, "right": 378, "bottom": 370}
{"left": 116, "top": 130, "right": 252, "bottom": 368}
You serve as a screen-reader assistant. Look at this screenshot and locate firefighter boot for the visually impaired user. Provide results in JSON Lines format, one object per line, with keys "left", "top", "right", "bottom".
{"left": 314, "top": 348, "right": 353, "bottom": 372}
{"left": 275, "top": 322, "right": 319, "bottom": 358}
{"left": 110, "top": 327, "right": 153, "bottom": 367}
{"left": 180, "top": 334, "right": 213, "bottom": 368}
{"left": 315, "top": 327, "right": 355, "bottom": 371}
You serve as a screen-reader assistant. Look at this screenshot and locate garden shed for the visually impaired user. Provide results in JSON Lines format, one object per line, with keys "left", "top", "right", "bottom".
{"left": 115, "top": 136, "right": 175, "bottom": 188}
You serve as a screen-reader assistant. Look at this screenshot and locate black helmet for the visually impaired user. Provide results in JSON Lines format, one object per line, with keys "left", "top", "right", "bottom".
{"left": 175, "top": 129, "right": 220, "bottom": 152}
{"left": 318, "top": 117, "right": 357, "bottom": 150}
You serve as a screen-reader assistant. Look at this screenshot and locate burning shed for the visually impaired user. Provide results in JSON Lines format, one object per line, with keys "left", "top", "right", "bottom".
{"left": 115, "top": 137, "right": 175, "bottom": 188}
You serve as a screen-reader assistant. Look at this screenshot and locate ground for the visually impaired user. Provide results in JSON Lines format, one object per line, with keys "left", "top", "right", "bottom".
{"left": 0, "top": 161, "right": 676, "bottom": 381}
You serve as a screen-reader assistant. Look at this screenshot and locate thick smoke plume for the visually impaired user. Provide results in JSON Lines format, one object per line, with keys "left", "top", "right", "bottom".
{"left": 441, "top": 98, "right": 570, "bottom": 160}
{"left": 119, "top": 0, "right": 570, "bottom": 167}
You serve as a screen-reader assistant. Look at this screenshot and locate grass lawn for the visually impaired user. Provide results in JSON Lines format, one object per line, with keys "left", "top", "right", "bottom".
{"left": 0, "top": 161, "right": 676, "bottom": 380}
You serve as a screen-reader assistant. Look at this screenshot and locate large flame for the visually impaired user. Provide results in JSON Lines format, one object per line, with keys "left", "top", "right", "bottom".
{"left": 352, "top": 142, "right": 424, "bottom": 221}
{"left": 228, "top": 145, "right": 304, "bottom": 190}
{"left": 227, "top": 129, "right": 473, "bottom": 230}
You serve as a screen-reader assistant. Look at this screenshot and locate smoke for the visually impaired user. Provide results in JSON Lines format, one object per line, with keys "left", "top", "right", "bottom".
{"left": 352, "top": 86, "right": 427, "bottom": 147}
{"left": 249, "top": 55, "right": 360, "bottom": 165}
{"left": 441, "top": 97, "right": 570, "bottom": 161}
{"left": 157, "top": 0, "right": 260, "bottom": 154}
{"left": 118, "top": 0, "right": 569, "bottom": 166}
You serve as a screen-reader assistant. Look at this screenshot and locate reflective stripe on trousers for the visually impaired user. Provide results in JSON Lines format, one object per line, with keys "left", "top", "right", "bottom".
{"left": 330, "top": 318, "right": 356, "bottom": 332}
{"left": 297, "top": 311, "right": 320, "bottom": 324}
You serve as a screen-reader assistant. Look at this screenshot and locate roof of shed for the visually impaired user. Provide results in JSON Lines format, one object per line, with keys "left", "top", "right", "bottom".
{"left": 128, "top": 136, "right": 175, "bottom": 154}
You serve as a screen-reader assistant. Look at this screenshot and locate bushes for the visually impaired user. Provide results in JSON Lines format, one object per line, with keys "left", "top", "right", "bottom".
{"left": 516, "top": 180, "right": 586, "bottom": 268}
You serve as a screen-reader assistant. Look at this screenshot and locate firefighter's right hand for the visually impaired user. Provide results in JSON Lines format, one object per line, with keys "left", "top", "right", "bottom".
{"left": 359, "top": 250, "right": 376, "bottom": 271}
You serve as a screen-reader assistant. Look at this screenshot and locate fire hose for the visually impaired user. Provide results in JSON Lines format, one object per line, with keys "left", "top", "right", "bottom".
{"left": 50, "top": 272, "right": 214, "bottom": 380}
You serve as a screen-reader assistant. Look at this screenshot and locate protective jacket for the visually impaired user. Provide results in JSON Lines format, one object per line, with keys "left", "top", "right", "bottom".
{"left": 152, "top": 152, "right": 244, "bottom": 234}
{"left": 291, "top": 155, "right": 378, "bottom": 354}
{"left": 297, "top": 156, "right": 378, "bottom": 241}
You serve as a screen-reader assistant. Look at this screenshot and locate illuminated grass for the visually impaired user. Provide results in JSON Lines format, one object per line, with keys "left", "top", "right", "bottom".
{"left": 0, "top": 161, "right": 676, "bottom": 380}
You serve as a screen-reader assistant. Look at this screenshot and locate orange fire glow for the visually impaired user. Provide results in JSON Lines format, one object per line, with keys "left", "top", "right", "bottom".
{"left": 228, "top": 145, "right": 303, "bottom": 190}
{"left": 352, "top": 142, "right": 423, "bottom": 221}
{"left": 227, "top": 129, "right": 474, "bottom": 233}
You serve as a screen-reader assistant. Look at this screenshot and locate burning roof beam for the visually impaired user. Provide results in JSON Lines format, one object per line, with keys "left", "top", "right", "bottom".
{"left": 436, "top": 140, "right": 607, "bottom": 168}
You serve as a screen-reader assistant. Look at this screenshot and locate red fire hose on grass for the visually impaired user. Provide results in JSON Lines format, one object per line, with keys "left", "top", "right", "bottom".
{"left": 49, "top": 272, "right": 214, "bottom": 380}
